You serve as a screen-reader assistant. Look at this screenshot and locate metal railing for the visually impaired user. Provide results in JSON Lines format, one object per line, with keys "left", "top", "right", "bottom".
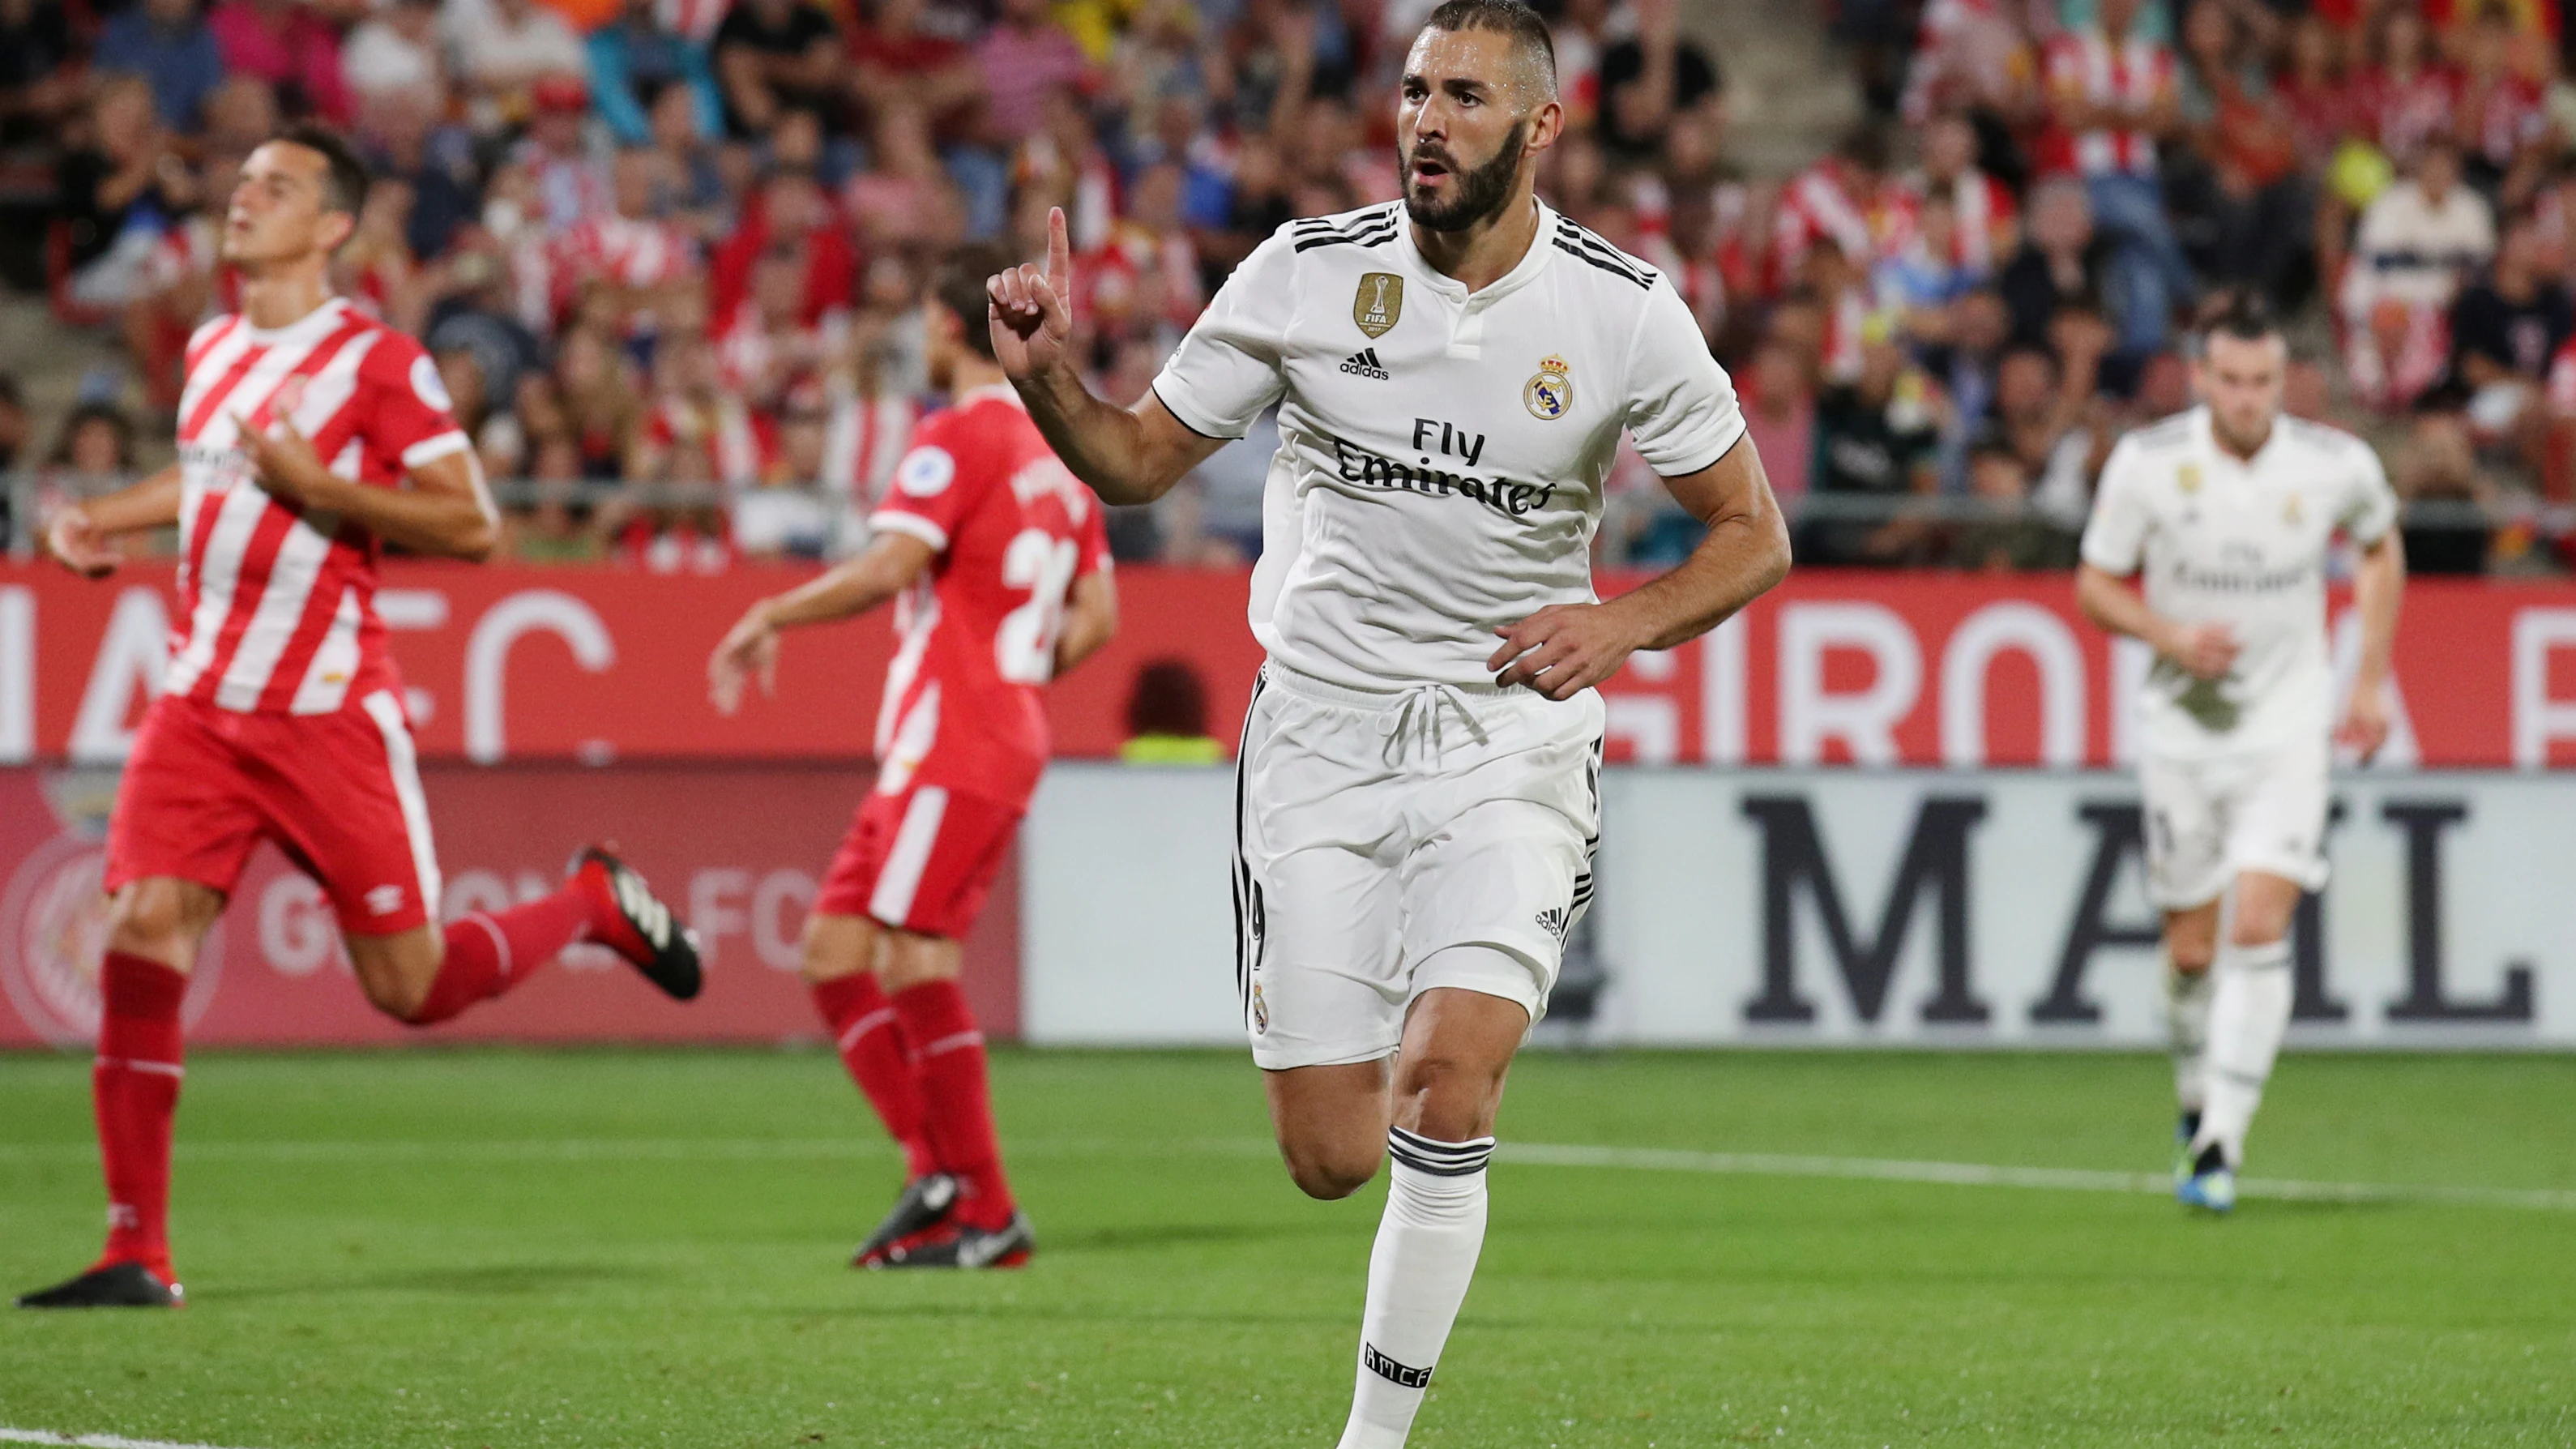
{"left": 1, "top": 472, "right": 2530, "bottom": 563}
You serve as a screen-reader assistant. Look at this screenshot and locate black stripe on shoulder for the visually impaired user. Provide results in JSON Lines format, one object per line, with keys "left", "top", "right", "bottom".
{"left": 1293, "top": 204, "right": 1401, "bottom": 234}
{"left": 1553, "top": 238, "right": 1653, "bottom": 287}
{"left": 1295, "top": 224, "right": 1399, "bottom": 253}
{"left": 1553, "top": 220, "right": 1656, "bottom": 285}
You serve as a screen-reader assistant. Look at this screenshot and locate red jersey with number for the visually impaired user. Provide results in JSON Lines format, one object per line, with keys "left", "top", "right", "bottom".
{"left": 164, "top": 297, "right": 472, "bottom": 716}
{"left": 868, "top": 385, "right": 1112, "bottom": 809}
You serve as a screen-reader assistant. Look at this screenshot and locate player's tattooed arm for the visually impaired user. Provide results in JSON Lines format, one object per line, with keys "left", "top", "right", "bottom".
{"left": 234, "top": 417, "right": 499, "bottom": 561}
{"left": 44, "top": 464, "right": 182, "bottom": 578}
{"left": 709, "top": 532, "right": 937, "bottom": 714}
{"left": 2335, "top": 531, "right": 2405, "bottom": 760}
{"left": 2074, "top": 565, "right": 2241, "bottom": 680}
{"left": 987, "top": 207, "right": 1225, "bottom": 505}
{"left": 1490, "top": 435, "right": 1792, "bottom": 701}
{"left": 1053, "top": 566, "right": 1119, "bottom": 677}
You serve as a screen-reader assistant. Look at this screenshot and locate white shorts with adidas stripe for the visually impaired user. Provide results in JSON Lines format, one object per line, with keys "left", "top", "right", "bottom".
{"left": 1233, "top": 661, "right": 1604, "bottom": 1071}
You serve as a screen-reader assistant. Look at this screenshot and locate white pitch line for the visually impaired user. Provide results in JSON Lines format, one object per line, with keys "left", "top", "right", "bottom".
{"left": 3, "top": 1135, "right": 2571, "bottom": 1212}
{"left": 0, "top": 1428, "right": 267, "bottom": 1449}
{"left": 1497, "top": 1142, "right": 2576, "bottom": 1213}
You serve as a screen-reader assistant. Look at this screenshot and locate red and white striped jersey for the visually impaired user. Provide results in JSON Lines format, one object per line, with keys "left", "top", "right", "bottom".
{"left": 164, "top": 297, "right": 470, "bottom": 716}
{"left": 1771, "top": 160, "right": 1918, "bottom": 293}
{"left": 2039, "top": 29, "right": 2174, "bottom": 177}
{"left": 820, "top": 389, "right": 918, "bottom": 507}
{"left": 1903, "top": 168, "right": 2019, "bottom": 273}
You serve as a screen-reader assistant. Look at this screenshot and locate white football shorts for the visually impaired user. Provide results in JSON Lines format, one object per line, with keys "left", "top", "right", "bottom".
{"left": 1232, "top": 662, "right": 1604, "bottom": 1071}
{"left": 2137, "top": 733, "right": 2331, "bottom": 911}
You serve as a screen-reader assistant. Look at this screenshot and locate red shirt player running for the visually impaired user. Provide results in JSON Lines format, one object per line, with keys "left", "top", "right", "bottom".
{"left": 711, "top": 245, "right": 1116, "bottom": 1270}
{"left": 19, "top": 126, "right": 703, "bottom": 1312}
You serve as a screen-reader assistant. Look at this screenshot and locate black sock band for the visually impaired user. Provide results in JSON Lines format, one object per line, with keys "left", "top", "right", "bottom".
{"left": 1386, "top": 1126, "right": 1494, "bottom": 1178}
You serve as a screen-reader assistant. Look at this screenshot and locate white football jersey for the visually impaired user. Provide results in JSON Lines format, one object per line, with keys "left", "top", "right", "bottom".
{"left": 2081, "top": 406, "right": 2399, "bottom": 759}
{"left": 1152, "top": 199, "right": 1745, "bottom": 690}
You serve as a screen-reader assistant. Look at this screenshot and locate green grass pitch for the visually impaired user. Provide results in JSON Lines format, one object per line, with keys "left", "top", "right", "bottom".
{"left": 2, "top": 1047, "right": 2573, "bottom": 1447}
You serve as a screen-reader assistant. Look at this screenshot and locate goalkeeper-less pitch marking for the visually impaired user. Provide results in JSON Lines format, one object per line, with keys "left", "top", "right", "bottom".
{"left": 2, "top": 1429, "right": 266, "bottom": 1449}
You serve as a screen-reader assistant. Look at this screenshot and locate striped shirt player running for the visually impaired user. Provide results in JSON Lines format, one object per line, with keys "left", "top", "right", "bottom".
{"left": 2075, "top": 292, "right": 2406, "bottom": 1214}
{"left": 19, "top": 126, "right": 703, "bottom": 1313}
{"left": 709, "top": 246, "right": 1117, "bottom": 1271}
{"left": 988, "top": 2, "right": 1789, "bottom": 1443}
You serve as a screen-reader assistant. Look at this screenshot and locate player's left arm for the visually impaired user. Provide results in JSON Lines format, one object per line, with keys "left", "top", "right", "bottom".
{"left": 234, "top": 420, "right": 499, "bottom": 561}
{"left": 1052, "top": 566, "right": 1119, "bottom": 677}
{"left": 1489, "top": 438, "right": 1791, "bottom": 700}
{"left": 707, "top": 531, "right": 938, "bottom": 714}
{"left": 2338, "top": 528, "right": 2406, "bottom": 759}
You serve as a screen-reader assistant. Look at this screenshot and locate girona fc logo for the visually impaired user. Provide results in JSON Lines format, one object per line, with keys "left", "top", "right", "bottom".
{"left": 0, "top": 834, "right": 223, "bottom": 1046}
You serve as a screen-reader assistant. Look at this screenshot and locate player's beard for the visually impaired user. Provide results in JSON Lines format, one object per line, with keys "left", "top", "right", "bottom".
{"left": 1402, "top": 121, "right": 1527, "bottom": 233}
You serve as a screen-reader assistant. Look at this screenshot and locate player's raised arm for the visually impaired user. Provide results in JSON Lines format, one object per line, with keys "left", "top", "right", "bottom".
{"left": 708, "top": 532, "right": 938, "bottom": 714}
{"left": 988, "top": 207, "right": 1226, "bottom": 506}
{"left": 43, "top": 464, "right": 182, "bottom": 577}
{"left": 1489, "top": 438, "right": 1792, "bottom": 700}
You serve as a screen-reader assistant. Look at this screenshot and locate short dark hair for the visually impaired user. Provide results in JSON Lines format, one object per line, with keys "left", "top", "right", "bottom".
{"left": 272, "top": 122, "right": 370, "bottom": 224}
{"left": 2198, "top": 289, "right": 2283, "bottom": 347}
{"left": 1421, "top": 0, "right": 1557, "bottom": 99}
{"left": 933, "top": 243, "right": 1013, "bottom": 362}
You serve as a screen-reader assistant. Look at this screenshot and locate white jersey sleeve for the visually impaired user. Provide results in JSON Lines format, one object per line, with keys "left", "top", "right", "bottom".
{"left": 1151, "top": 229, "right": 1295, "bottom": 440}
{"left": 2337, "top": 433, "right": 2400, "bottom": 545}
{"left": 2079, "top": 436, "right": 2153, "bottom": 575}
{"left": 1622, "top": 278, "right": 1745, "bottom": 476}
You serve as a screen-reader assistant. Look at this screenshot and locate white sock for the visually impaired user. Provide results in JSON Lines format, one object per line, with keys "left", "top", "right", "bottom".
{"left": 1335, "top": 1127, "right": 1493, "bottom": 1449}
{"left": 2164, "top": 953, "right": 2215, "bottom": 1116}
{"left": 2195, "top": 938, "right": 2292, "bottom": 1169}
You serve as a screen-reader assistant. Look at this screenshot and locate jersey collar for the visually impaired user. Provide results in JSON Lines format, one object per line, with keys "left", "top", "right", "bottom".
{"left": 1395, "top": 197, "right": 1557, "bottom": 307}
{"left": 2188, "top": 404, "right": 2282, "bottom": 472}
{"left": 241, "top": 294, "right": 352, "bottom": 347}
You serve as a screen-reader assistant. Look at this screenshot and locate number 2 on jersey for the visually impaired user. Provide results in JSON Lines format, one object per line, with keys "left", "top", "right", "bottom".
{"left": 995, "top": 528, "right": 1081, "bottom": 683}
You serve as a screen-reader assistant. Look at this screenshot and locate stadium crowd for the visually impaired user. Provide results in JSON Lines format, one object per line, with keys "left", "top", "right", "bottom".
{"left": 0, "top": 0, "right": 2570, "bottom": 572}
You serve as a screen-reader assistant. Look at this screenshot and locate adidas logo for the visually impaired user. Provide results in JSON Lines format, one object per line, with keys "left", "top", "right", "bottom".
{"left": 1535, "top": 905, "right": 1571, "bottom": 945}
{"left": 1339, "top": 348, "right": 1391, "bottom": 380}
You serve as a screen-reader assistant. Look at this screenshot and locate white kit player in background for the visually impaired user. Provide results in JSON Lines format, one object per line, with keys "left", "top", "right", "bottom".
{"left": 2076, "top": 293, "right": 2406, "bottom": 1215}
{"left": 988, "top": 1, "right": 1789, "bottom": 1442}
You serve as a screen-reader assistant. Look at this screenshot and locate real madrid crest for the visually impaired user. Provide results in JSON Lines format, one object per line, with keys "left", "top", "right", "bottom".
{"left": 2177, "top": 462, "right": 2202, "bottom": 495}
{"left": 2283, "top": 491, "right": 2304, "bottom": 525}
{"left": 1354, "top": 273, "right": 1403, "bottom": 339}
{"left": 1524, "top": 354, "right": 1573, "bottom": 421}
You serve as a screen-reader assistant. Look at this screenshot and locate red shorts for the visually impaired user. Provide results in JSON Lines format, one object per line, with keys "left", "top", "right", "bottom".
{"left": 105, "top": 690, "right": 442, "bottom": 935}
{"left": 813, "top": 780, "right": 1021, "bottom": 939}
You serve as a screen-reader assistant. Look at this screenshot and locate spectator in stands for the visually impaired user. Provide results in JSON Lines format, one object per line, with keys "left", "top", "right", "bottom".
{"left": 590, "top": 0, "right": 724, "bottom": 147}
{"left": 425, "top": 242, "right": 547, "bottom": 408}
{"left": 207, "top": 0, "right": 350, "bottom": 122}
{"left": 517, "top": 75, "right": 612, "bottom": 233}
{"left": 359, "top": 83, "right": 482, "bottom": 264}
{"left": 453, "top": 0, "right": 589, "bottom": 115}
{"left": 2343, "top": 133, "right": 2493, "bottom": 411}
{"left": 2448, "top": 212, "right": 2571, "bottom": 468}
{"left": 2351, "top": 5, "right": 2454, "bottom": 170}
{"left": 1954, "top": 442, "right": 2070, "bottom": 571}
{"left": 2040, "top": 0, "right": 2191, "bottom": 361}
{"left": 96, "top": 0, "right": 228, "bottom": 132}
{"left": 1738, "top": 338, "right": 1815, "bottom": 507}
{"left": 1998, "top": 177, "right": 2113, "bottom": 352}
{"left": 2168, "top": 0, "right": 2315, "bottom": 313}
{"left": 201, "top": 72, "right": 281, "bottom": 157}
{"left": 1775, "top": 126, "right": 1909, "bottom": 297}
{"left": 848, "top": 0, "right": 985, "bottom": 135}
{"left": 507, "top": 433, "right": 608, "bottom": 564}
{"left": 716, "top": 0, "right": 845, "bottom": 139}
{"left": 1801, "top": 333, "right": 1942, "bottom": 566}
{"left": 979, "top": 0, "right": 1092, "bottom": 145}
{"left": 0, "top": 0, "right": 76, "bottom": 147}
{"left": 56, "top": 76, "right": 195, "bottom": 311}
{"left": 1119, "top": 659, "right": 1224, "bottom": 765}
{"left": 1597, "top": 0, "right": 1716, "bottom": 162}
{"left": 1908, "top": 112, "right": 2020, "bottom": 276}
{"left": 2453, "top": 3, "right": 2552, "bottom": 207}
{"left": 48, "top": 400, "right": 138, "bottom": 481}
{"left": 647, "top": 82, "right": 735, "bottom": 239}
{"left": 340, "top": 0, "right": 444, "bottom": 107}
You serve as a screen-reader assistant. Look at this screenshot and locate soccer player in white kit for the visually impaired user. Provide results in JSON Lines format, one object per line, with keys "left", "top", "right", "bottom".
{"left": 2076, "top": 293, "right": 2405, "bottom": 1213}
{"left": 988, "top": 2, "right": 1788, "bottom": 1440}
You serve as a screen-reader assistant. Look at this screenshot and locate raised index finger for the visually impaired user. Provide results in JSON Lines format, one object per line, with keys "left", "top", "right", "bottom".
{"left": 1046, "top": 206, "right": 1070, "bottom": 294}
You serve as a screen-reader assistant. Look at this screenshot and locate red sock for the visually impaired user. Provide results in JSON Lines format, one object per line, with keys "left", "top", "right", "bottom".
{"left": 810, "top": 974, "right": 938, "bottom": 1180}
{"left": 892, "top": 980, "right": 1014, "bottom": 1227}
{"left": 410, "top": 887, "right": 593, "bottom": 1025}
{"left": 94, "top": 952, "right": 186, "bottom": 1282}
